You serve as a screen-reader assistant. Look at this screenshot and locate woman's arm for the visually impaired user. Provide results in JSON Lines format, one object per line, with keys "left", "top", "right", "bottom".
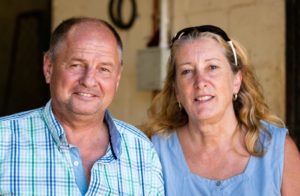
{"left": 281, "top": 135, "right": 300, "bottom": 195}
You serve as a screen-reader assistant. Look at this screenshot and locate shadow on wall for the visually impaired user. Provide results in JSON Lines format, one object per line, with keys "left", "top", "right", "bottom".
{"left": 0, "top": 1, "right": 51, "bottom": 116}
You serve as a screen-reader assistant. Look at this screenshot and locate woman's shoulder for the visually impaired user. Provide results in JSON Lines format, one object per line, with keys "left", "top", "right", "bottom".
{"left": 261, "top": 121, "right": 288, "bottom": 139}
{"left": 151, "top": 131, "right": 176, "bottom": 146}
{"left": 151, "top": 131, "right": 179, "bottom": 156}
{"left": 259, "top": 121, "right": 287, "bottom": 163}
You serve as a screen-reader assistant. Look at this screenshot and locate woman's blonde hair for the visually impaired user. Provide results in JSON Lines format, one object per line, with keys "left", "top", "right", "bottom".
{"left": 144, "top": 29, "right": 284, "bottom": 156}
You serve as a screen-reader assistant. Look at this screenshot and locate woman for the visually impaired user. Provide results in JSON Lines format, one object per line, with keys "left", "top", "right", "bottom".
{"left": 145, "top": 25, "right": 300, "bottom": 195}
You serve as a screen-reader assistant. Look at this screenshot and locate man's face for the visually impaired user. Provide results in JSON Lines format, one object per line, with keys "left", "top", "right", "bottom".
{"left": 43, "top": 23, "right": 122, "bottom": 120}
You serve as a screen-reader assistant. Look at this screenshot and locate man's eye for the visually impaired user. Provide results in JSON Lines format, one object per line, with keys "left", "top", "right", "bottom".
{"left": 70, "top": 64, "right": 82, "bottom": 68}
{"left": 100, "top": 67, "right": 110, "bottom": 72}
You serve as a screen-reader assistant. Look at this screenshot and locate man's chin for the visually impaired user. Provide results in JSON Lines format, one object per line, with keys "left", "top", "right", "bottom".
{"left": 70, "top": 104, "right": 103, "bottom": 116}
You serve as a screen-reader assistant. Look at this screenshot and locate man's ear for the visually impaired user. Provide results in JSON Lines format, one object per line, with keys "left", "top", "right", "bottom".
{"left": 115, "top": 65, "right": 123, "bottom": 92}
{"left": 43, "top": 52, "right": 53, "bottom": 84}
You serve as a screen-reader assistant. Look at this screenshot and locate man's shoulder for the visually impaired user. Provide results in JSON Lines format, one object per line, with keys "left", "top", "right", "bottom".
{"left": 0, "top": 108, "right": 46, "bottom": 142}
{"left": 0, "top": 107, "right": 44, "bottom": 123}
{"left": 112, "top": 118, "right": 151, "bottom": 143}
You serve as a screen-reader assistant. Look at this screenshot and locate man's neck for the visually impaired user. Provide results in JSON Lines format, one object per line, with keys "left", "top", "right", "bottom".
{"left": 58, "top": 114, "right": 110, "bottom": 186}
{"left": 63, "top": 119, "right": 108, "bottom": 146}
{"left": 53, "top": 106, "right": 104, "bottom": 129}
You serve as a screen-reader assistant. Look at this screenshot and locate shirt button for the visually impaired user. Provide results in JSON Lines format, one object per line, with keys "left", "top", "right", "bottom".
{"left": 216, "top": 181, "right": 221, "bottom": 186}
{"left": 73, "top": 161, "right": 79, "bottom": 167}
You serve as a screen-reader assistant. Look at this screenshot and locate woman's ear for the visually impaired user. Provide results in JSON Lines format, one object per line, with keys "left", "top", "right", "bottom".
{"left": 173, "top": 82, "right": 180, "bottom": 102}
{"left": 233, "top": 71, "right": 242, "bottom": 94}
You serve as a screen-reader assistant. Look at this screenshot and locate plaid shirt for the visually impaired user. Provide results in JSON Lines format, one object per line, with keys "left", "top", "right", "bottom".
{"left": 0, "top": 101, "right": 164, "bottom": 195}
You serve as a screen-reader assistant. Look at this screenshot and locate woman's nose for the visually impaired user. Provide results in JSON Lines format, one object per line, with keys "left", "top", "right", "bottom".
{"left": 194, "top": 71, "right": 207, "bottom": 89}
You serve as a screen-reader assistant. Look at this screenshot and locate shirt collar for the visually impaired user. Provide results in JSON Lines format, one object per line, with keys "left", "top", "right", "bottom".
{"left": 104, "top": 110, "right": 121, "bottom": 159}
{"left": 42, "top": 100, "right": 122, "bottom": 159}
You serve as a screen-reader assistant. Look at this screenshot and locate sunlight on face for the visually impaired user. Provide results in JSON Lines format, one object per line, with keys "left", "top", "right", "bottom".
{"left": 175, "top": 37, "right": 241, "bottom": 124}
{"left": 44, "top": 23, "right": 122, "bottom": 120}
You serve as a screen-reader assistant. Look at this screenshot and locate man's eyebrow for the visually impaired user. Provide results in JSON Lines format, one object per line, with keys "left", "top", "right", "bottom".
{"left": 69, "top": 57, "right": 86, "bottom": 62}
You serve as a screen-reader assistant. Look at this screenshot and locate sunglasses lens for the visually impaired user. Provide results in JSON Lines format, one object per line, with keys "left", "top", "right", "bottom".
{"left": 171, "top": 25, "right": 230, "bottom": 45}
{"left": 170, "top": 25, "right": 238, "bottom": 66}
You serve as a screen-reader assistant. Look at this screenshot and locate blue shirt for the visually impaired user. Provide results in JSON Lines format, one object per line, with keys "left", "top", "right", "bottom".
{"left": 152, "top": 122, "right": 287, "bottom": 196}
{"left": 0, "top": 100, "right": 164, "bottom": 195}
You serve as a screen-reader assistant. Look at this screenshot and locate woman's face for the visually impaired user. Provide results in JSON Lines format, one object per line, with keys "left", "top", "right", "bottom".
{"left": 174, "top": 37, "right": 242, "bottom": 124}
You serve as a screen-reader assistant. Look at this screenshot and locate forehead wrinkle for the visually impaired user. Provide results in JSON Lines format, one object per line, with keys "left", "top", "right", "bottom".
{"left": 50, "top": 22, "right": 121, "bottom": 65}
{"left": 176, "top": 37, "right": 226, "bottom": 64}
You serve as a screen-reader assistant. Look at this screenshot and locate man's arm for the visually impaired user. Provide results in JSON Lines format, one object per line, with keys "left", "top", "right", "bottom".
{"left": 148, "top": 147, "right": 165, "bottom": 196}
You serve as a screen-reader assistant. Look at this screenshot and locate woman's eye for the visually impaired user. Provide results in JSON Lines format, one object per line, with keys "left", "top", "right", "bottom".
{"left": 209, "top": 65, "right": 218, "bottom": 70}
{"left": 181, "top": 69, "right": 192, "bottom": 75}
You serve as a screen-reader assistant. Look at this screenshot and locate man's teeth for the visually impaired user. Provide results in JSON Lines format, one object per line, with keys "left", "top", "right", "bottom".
{"left": 196, "top": 96, "right": 212, "bottom": 101}
{"left": 78, "top": 93, "right": 93, "bottom": 97}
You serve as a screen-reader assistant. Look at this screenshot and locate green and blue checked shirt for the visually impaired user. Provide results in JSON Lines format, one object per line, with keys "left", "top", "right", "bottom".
{"left": 0, "top": 101, "right": 164, "bottom": 195}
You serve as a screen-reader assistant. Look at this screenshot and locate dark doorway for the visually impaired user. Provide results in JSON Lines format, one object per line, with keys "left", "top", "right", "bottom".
{"left": 286, "top": 0, "right": 300, "bottom": 149}
{"left": 0, "top": 0, "right": 51, "bottom": 115}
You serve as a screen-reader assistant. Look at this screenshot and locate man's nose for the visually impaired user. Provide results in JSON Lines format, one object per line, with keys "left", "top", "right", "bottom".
{"left": 80, "top": 67, "right": 97, "bottom": 87}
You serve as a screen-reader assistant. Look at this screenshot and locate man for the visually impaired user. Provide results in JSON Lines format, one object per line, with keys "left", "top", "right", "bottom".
{"left": 0, "top": 17, "right": 164, "bottom": 195}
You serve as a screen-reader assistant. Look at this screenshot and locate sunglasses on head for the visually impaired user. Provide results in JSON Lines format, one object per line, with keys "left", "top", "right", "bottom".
{"left": 171, "top": 25, "right": 238, "bottom": 66}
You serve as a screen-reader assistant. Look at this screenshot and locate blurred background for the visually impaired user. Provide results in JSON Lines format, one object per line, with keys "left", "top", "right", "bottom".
{"left": 0, "top": 0, "right": 299, "bottom": 149}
